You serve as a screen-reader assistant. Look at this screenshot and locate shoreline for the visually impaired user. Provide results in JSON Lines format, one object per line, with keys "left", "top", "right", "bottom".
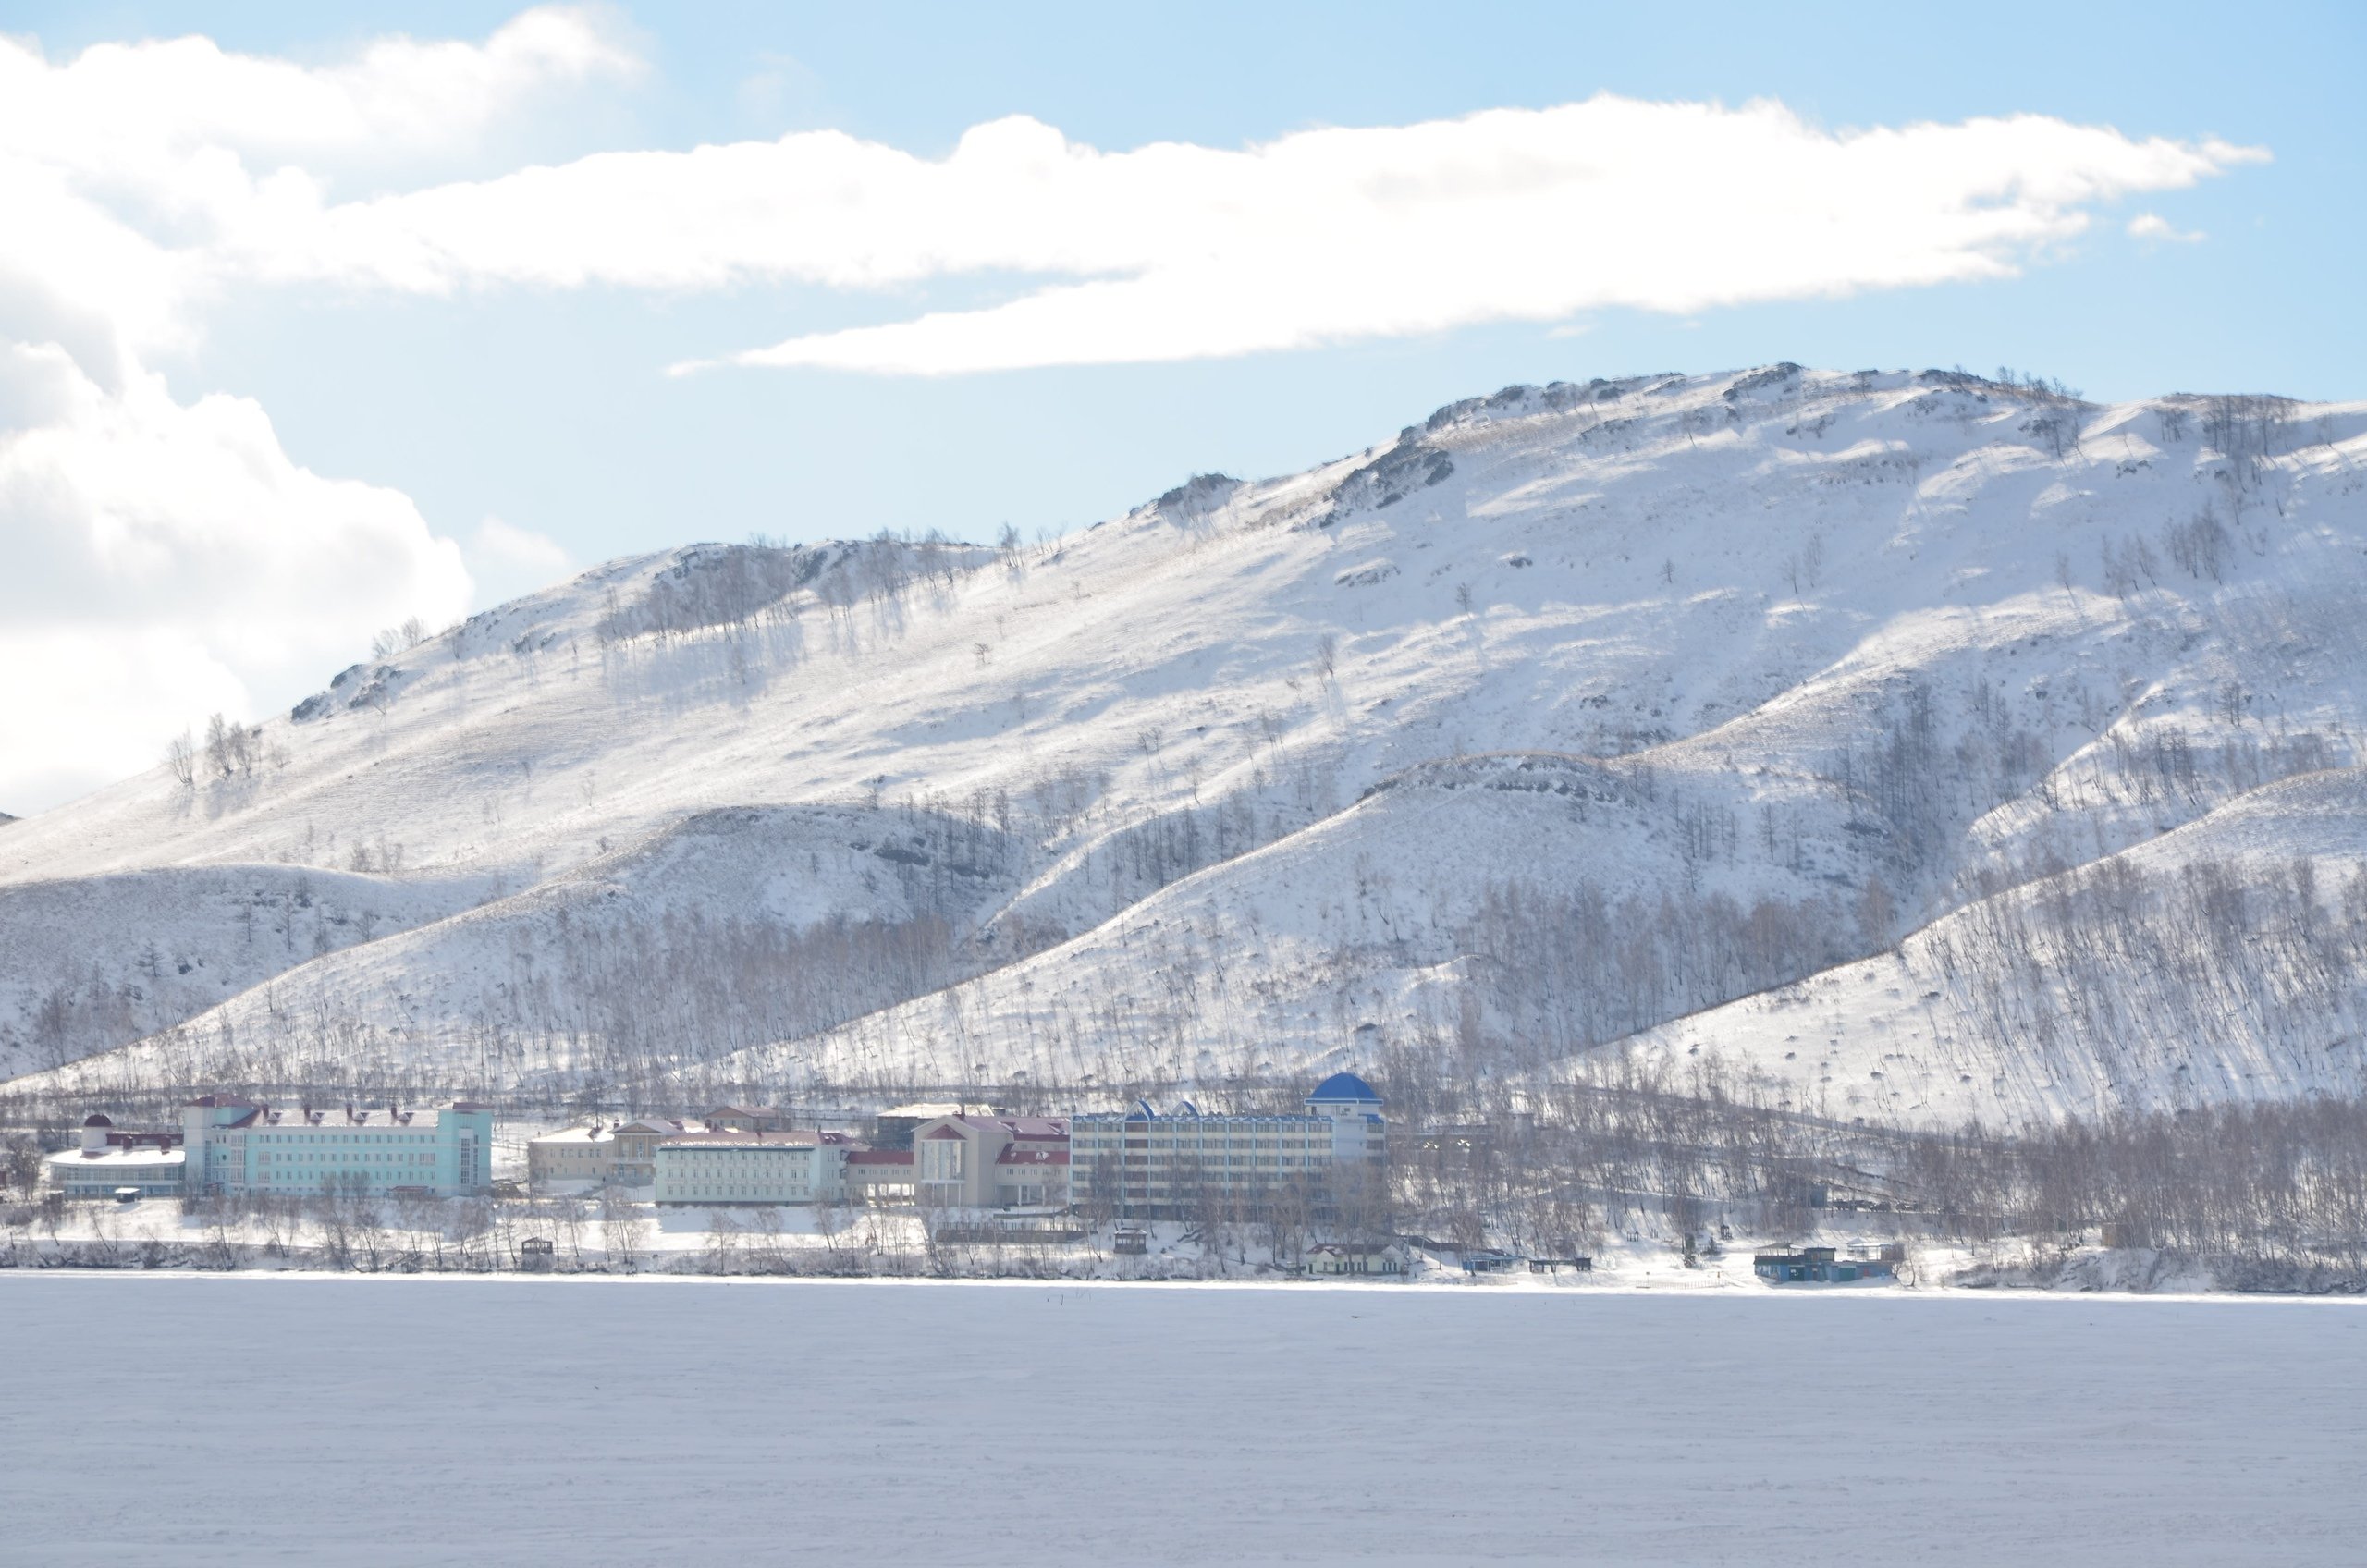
{"left": 3, "top": 1268, "right": 2361, "bottom": 1305}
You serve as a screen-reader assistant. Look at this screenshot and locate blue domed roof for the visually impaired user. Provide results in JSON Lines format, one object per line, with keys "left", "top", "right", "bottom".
{"left": 1306, "top": 1072, "right": 1381, "bottom": 1105}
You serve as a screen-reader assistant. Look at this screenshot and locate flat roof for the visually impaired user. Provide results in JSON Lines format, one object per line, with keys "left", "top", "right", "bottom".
{"left": 46, "top": 1147, "right": 184, "bottom": 1168}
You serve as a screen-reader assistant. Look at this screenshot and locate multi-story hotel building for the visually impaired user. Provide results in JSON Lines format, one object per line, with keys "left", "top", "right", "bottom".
{"left": 1069, "top": 1072, "right": 1388, "bottom": 1218}
{"left": 180, "top": 1096, "right": 494, "bottom": 1197}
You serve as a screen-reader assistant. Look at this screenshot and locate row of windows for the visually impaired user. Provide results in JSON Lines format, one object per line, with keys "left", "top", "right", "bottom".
{"left": 1073, "top": 1133, "right": 1328, "bottom": 1140}
{"left": 664, "top": 1185, "right": 813, "bottom": 1197}
{"left": 240, "top": 1133, "right": 444, "bottom": 1145}
{"left": 1117, "top": 1155, "right": 1319, "bottom": 1167}
{"left": 1083, "top": 1172, "right": 1331, "bottom": 1189}
{"left": 1079, "top": 1141, "right": 1325, "bottom": 1156}
{"left": 1071, "top": 1121, "right": 1331, "bottom": 1133}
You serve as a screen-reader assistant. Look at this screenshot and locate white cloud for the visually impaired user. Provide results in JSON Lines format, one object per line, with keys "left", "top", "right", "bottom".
{"left": 0, "top": 6, "right": 642, "bottom": 373}
{"left": 2128, "top": 211, "right": 2207, "bottom": 243}
{"left": 0, "top": 346, "right": 472, "bottom": 814}
{"left": 231, "top": 97, "right": 2266, "bottom": 374}
{"left": 465, "top": 515, "right": 574, "bottom": 608}
{"left": 0, "top": 9, "right": 632, "bottom": 814}
{"left": 0, "top": 6, "right": 636, "bottom": 170}
{"left": 0, "top": 625, "right": 251, "bottom": 817}
{"left": 0, "top": 8, "right": 2284, "bottom": 811}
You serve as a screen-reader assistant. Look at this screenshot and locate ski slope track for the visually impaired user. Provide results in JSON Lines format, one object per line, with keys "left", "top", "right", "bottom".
{"left": 6, "top": 366, "right": 2366, "bottom": 1130}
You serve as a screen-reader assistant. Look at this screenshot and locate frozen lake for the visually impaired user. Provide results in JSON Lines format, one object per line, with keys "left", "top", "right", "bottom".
{"left": 2, "top": 1277, "right": 2361, "bottom": 1565}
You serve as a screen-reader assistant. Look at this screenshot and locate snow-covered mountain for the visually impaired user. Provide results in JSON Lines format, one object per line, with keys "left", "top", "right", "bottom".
{"left": 6, "top": 365, "right": 2365, "bottom": 1128}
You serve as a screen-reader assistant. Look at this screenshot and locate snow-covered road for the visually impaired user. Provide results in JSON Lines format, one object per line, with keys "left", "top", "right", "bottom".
{"left": 3, "top": 1277, "right": 2360, "bottom": 1564}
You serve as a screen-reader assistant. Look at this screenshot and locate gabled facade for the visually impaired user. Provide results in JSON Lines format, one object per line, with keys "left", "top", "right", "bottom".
{"left": 610, "top": 1119, "right": 683, "bottom": 1184}
{"left": 910, "top": 1115, "right": 1070, "bottom": 1209}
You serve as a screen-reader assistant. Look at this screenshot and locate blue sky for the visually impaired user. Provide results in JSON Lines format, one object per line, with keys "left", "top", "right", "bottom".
{"left": 0, "top": 2, "right": 2357, "bottom": 808}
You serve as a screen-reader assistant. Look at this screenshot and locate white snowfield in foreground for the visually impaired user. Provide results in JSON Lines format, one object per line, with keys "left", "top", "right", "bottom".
{"left": 3, "top": 1276, "right": 2361, "bottom": 1566}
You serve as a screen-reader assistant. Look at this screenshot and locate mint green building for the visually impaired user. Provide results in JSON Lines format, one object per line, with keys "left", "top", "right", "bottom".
{"left": 181, "top": 1096, "right": 493, "bottom": 1196}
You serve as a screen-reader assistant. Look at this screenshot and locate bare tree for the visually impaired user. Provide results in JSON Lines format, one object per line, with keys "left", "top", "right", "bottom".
{"left": 605, "top": 1208, "right": 651, "bottom": 1272}
{"left": 811, "top": 1195, "right": 848, "bottom": 1271}
{"left": 705, "top": 1209, "right": 741, "bottom": 1276}
{"left": 369, "top": 617, "right": 430, "bottom": 660}
{"left": 747, "top": 1205, "right": 788, "bottom": 1273}
{"left": 198, "top": 1194, "right": 241, "bottom": 1270}
{"left": 1857, "top": 873, "right": 1896, "bottom": 950}
{"left": 3, "top": 1135, "right": 43, "bottom": 1201}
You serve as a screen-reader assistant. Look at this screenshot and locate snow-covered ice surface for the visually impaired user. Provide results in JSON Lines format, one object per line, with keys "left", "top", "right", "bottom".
{"left": 3, "top": 1276, "right": 2362, "bottom": 1565}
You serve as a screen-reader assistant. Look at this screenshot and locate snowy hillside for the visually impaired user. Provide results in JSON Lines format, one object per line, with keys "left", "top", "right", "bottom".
{"left": 6, "top": 365, "right": 2365, "bottom": 1126}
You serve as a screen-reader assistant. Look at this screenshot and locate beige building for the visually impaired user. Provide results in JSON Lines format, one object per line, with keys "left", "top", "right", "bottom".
{"left": 526, "top": 1118, "right": 683, "bottom": 1192}
{"left": 527, "top": 1126, "right": 618, "bottom": 1190}
{"left": 870, "top": 1101, "right": 967, "bottom": 1149}
{"left": 912, "top": 1115, "right": 1070, "bottom": 1209}
{"left": 608, "top": 1120, "right": 682, "bottom": 1184}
